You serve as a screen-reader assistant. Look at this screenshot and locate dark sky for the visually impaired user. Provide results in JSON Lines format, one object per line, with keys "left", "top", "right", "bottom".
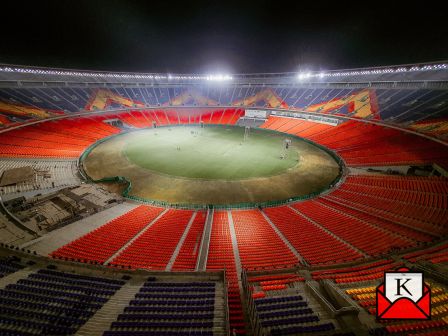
{"left": 0, "top": 0, "right": 447, "bottom": 74}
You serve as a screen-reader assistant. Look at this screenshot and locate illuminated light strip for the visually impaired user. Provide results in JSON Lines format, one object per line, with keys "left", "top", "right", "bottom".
{"left": 297, "top": 64, "right": 448, "bottom": 80}
{"left": 0, "top": 63, "right": 445, "bottom": 81}
{"left": 0, "top": 66, "right": 233, "bottom": 81}
{"left": 168, "top": 74, "right": 233, "bottom": 81}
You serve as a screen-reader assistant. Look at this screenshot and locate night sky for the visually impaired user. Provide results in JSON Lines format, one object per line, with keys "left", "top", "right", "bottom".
{"left": 1, "top": 0, "right": 447, "bottom": 74}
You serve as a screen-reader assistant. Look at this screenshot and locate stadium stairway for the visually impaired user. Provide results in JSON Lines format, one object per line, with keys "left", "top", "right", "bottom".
{"left": 0, "top": 267, "right": 35, "bottom": 290}
{"left": 206, "top": 211, "right": 246, "bottom": 334}
{"left": 165, "top": 211, "right": 198, "bottom": 271}
{"left": 226, "top": 210, "right": 248, "bottom": 334}
{"left": 259, "top": 209, "right": 306, "bottom": 266}
{"left": 195, "top": 208, "right": 214, "bottom": 272}
{"left": 230, "top": 209, "right": 301, "bottom": 271}
{"left": 171, "top": 210, "right": 207, "bottom": 271}
{"left": 75, "top": 281, "right": 142, "bottom": 336}
{"left": 227, "top": 211, "right": 243, "bottom": 278}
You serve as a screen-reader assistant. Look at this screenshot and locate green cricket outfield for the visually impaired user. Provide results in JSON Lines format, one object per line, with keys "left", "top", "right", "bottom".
{"left": 82, "top": 125, "right": 341, "bottom": 206}
{"left": 124, "top": 126, "right": 298, "bottom": 179}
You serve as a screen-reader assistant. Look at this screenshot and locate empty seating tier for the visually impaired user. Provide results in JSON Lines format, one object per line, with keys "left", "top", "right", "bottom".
{"left": 260, "top": 116, "right": 448, "bottom": 167}
{"left": 311, "top": 259, "right": 401, "bottom": 283}
{"left": 324, "top": 175, "right": 448, "bottom": 236}
{"left": 247, "top": 273, "right": 305, "bottom": 299}
{"left": 110, "top": 209, "right": 193, "bottom": 270}
{"left": 0, "top": 109, "right": 244, "bottom": 159}
{"left": 104, "top": 277, "right": 222, "bottom": 336}
{"left": 292, "top": 200, "right": 413, "bottom": 256}
{"left": 50, "top": 205, "right": 164, "bottom": 264}
{"left": 317, "top": 197, "right": 435, "bottom": 243}
{"left": 0, "top": 117, "right": 120, "bottom": 158}
{"left": 403, "top": 242, "right": 448, "bottom": 263}
{"left": 0, "top": 267, "right": 124, "bottom": 335}
{"left": 263, "top": 206, "right": 364, "bottom": 265}
{"left": 250, "top": 281, "right": 338, "bottom": 335}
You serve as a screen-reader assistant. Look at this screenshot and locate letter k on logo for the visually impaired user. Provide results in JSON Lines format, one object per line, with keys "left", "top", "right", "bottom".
{"left": 395, "top": 278, "right": 412, "bottom": 296}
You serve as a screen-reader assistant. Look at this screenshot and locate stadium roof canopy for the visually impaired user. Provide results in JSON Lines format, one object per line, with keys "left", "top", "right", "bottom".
{"left": 0, "top": 62, "right": 447, "bottom": 89}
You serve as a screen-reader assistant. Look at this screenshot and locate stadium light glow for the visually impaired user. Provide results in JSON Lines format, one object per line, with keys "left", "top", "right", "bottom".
{"left": 205, "top": 74, "right": 233, "bottom": 81}
{"left": 297, "top": 72, "right": 312, "bottom": 80}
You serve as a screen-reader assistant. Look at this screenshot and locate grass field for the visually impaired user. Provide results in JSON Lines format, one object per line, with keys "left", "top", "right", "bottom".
{"left": 124, "top": 126, "right": 298, "bottom": 179}
{"left": 83, "top": 125, "right": 341, "bottom": 206}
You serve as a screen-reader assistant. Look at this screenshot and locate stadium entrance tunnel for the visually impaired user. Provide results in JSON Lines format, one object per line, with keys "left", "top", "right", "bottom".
{"left": 81, "top": 125, "right": 343, "bottom": 208}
